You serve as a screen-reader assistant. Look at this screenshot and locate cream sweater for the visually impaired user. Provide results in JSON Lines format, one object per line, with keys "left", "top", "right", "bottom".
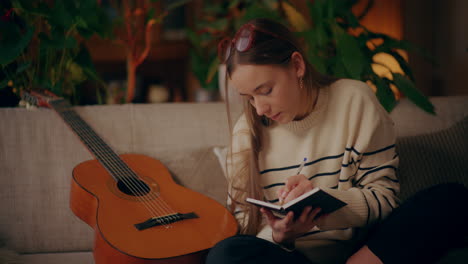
{"left": 227, "top": 79, "right": 400, "bottom": 261}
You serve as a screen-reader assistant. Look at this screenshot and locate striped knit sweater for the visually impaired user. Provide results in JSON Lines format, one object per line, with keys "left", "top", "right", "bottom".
{"left": 227, "top": 79, "right": 400, "bottom": 261}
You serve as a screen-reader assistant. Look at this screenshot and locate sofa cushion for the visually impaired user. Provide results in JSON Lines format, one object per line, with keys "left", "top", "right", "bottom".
{"left": 161, "top": 147, "right": 227, "bottom": 205}
{"left": 396, "top": 116, "right": 468, "bottom": 201}
{"left": 19, "top": 251, "right": 93, "bottom": 264}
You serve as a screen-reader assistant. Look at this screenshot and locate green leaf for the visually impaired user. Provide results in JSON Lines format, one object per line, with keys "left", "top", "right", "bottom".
{"left": 16, "top": 61, "right": 31, "bottom": 74}
{"left": 49, "top": 1, "right": 73, "bottom": 29}
{"left": 0, "top": 23, "right": 34, "bottom": 66}
{"left": 164, "top": 0, "right": 191, "bottom": 12}
{"left": 75, "top": 45, "right": 99, "bottom": 82}
{"left": 387, "top": 50, "right": 415, "bottom": 82}
{"left": 335, "top": 31, "right": 365, "bottom": 80}
{"left": 205, "top": 57, "right": 220, "bottom": 89}
{"left": 0, "top": 79, "right": 9, "bottom": 90}
{"left": 331, "top": 60, "right": 348, "bottom": 78}
{"left": 229, "top": 0, "right": 242, "bottom": 8}
{"left": 392, "top": 73, "right": 435, "bottom": 115}
{"left": 147, "top": 7, "right": 156, "bottom": 22}
{"left": 374, "top": 76, "right": 396, "bottom": 112}
{"left": 240, "top": 2, "right": 283, "bottom": 25}
{"left": 308, "top": 53, "right": 327, "bottom": 75}
{"left": 307, "top": 0, "right": 323, "bottom": 25}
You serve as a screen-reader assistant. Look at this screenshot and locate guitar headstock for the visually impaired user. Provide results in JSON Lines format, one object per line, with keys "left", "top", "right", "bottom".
{"left": 21, "top": 90, "right": 62, "bottom": 109}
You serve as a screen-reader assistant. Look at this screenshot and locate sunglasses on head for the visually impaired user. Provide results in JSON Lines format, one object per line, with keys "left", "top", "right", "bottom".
{"left": 217, "top": 23, "right": 296, "bottom": 63}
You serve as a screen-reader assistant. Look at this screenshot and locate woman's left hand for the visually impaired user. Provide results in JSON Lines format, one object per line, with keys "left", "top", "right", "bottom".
{"left": 261, "top": 206, "right": 322, "bottom": 245}
{"left": 264, "top": 174, "right": 327, "bottom": 244}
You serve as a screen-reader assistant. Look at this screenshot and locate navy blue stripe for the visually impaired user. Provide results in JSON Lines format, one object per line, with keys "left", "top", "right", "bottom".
{"left": 300, "top": 230, "right": 323, "bottom": 237}
{"left": 362, "top": 192, "right": 371, "bottom": 225}
{"left": 308, "top": 169, "right": 341, "bottom": 180}
{"left": 363, "top": 144, "right": 396, "bottom": 156}
{"left": 345, "top": 147, "right": 361, "bottom": 155}
{"left": 260, "top": 153, "right": 344, "bottom": 174}
{"left": 383, "top": 176, "right": 399, "bottom": 182}
{"left": 330, "top": 184, "right": 338, "bottom": 189}
{"left": 356, "top": 166, "right": 397, "bottom": 185}
{"left": 382, "top": 195, "right": 394, "bottom": 210}
{"left": 371, "top": 190, "right": 382, "bottom": 221}
{"left": 263, "top": 182, "right": 285, "bottom": 189}
{"left": 267, "top": 198, "right": 279, "bottom": 203}
{"left": 260, "top": 144, "right": 395, "bottom": 175}
{"left": 358, "top": 165, "right": 377, "bottom": 171}
{"left": 385, "top": 187, "right": 397, "bottom": 196}
{"left": 301, "top": 228, "right": 349, "bottom": 238}
{"left": 234, "top": 211, "right": 243, "bottom": 215}
{"left": 263, "top": 169, "right": 341, "bottom": 190}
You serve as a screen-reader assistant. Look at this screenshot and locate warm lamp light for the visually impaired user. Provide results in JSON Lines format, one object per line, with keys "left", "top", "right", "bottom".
{"left": 368, "top": 51, "right": 408, "bottom": 99}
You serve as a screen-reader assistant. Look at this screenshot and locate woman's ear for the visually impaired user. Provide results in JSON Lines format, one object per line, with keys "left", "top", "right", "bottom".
{"left": 291, "top": 51, "right": 306, "bottom": 78}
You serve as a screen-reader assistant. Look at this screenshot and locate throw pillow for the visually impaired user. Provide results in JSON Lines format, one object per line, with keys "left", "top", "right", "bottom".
{"left": 396, "top": 116, "right": 468, "bottom": 201}
{"left": 213, "top": 146, "right": 228, "bottom": 178}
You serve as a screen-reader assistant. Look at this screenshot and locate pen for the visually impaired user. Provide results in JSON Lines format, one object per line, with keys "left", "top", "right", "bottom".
{"left": 296, "top": 157, "right": 307, "bottom": 175}
{"left": 280, "top": 157, "right": 307, "bottom": 206}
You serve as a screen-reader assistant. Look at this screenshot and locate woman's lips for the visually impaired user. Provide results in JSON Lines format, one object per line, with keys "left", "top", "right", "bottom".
{"left": 270, "top": 112, "right": 281, "bottom": 121}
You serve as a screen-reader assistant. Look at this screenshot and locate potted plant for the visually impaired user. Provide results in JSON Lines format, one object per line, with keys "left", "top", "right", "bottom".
{"left": 187, "top": 0, "right": 434, "bottom": 114}
{"left": 294, "top": 0, "right": 434, "bottom": 113}
{"left": 0, "top": 0, "right": 112, "bottom": 106}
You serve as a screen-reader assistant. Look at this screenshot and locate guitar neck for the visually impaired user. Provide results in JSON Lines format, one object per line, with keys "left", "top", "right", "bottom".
{"left": 50, "top": 99, "right": 132, "bottom": 181}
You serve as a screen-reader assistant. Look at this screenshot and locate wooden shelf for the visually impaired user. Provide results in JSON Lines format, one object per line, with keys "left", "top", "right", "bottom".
{"left": 85, "top": 38, "right": 190, "bottom": 62}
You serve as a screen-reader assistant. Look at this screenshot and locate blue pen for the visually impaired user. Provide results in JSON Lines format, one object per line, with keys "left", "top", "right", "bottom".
{"left": 296, "top": 157, "right": 307, "bottom": 175}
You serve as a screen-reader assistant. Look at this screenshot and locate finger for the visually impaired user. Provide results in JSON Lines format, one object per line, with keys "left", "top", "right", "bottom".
{"left": 308, "top": 207, "right": 322, "bottom": 221}
{"left": 316, "top": 213, "right": 330, "bottom": 221}
{"left": 277, "top": 188, "right": 288, "bottom": 204}
{"left": 283, "top": 184, "right": 309, "bottom": 203}
{"left": 298, "top": 206, "right": 313, "bottom": 223}
{"left": 284, "top": 175, "right": 305, "bottom": 190}
{"left": 260, "top": 207, "right": 277, "bottom": 225}
{"left": 277, "top": 186, "right": 286, "bottom": 197}
{"left": 282, "top": 211, "right": 294, "bottom": 227}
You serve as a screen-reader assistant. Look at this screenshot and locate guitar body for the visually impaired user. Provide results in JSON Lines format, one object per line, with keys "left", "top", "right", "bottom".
{"left": 70, "top": 153, "right": 238, "bottom": 264}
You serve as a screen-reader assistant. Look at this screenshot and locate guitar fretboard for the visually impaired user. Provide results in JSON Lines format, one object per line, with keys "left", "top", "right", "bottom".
{"left": 50, "top": 99, "right": 136, "bottom": 181}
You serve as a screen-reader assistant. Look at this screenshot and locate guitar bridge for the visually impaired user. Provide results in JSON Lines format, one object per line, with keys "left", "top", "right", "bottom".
{"left": 134, "top": 212, "right": 199, "bottom": 231}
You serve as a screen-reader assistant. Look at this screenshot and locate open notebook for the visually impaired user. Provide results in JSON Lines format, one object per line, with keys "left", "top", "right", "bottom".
{"left": 246, "top": 187, "right": 347, "bottom": 218}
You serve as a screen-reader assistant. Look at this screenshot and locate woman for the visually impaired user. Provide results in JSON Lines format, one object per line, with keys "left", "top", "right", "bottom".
{"left": 206, "top": 18, "right": 468, "bottom": 264}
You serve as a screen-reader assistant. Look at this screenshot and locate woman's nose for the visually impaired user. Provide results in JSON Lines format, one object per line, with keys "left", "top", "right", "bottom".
{"left": 253, "top": 98, "right": 270, "bottom": 116}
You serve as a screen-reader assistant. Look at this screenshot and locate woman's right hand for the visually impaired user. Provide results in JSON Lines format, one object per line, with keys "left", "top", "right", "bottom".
{"left": 277, "top": 174, "right": 314, "bottom": 204}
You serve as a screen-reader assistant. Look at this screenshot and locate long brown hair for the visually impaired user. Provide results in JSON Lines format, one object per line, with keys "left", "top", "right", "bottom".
{"left": 224, "top": 18, "right": 337, "bottom": 235}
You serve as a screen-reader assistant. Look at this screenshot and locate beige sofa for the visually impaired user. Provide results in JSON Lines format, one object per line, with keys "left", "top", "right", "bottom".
{"left": 0, "top": 97, "right": 467, "bottom": 264}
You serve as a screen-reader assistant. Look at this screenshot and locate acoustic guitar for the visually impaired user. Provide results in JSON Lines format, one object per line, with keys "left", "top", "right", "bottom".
{"left": 22, "top": 91, "right": 238, "bottom": 264}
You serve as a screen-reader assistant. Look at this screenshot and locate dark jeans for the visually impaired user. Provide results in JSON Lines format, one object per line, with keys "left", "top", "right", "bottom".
{"left": 206, "top": 183, "right": 468, "bottom": 264}
{"left": 366, "top": 182, "right": 468, "bottom": 264}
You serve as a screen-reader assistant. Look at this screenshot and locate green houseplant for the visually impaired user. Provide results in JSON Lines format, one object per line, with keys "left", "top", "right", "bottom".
{"left": 293, "top": 0, "right": 434, "bottom": 113}
{"left": 0, "top": 0, "right": 112, "bottom": 105}
{"left": 187, "top": 0, "right": 434, "bottom": 114}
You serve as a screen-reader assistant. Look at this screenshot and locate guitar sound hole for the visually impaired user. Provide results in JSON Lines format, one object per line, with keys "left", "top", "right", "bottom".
{"left": 117, "top": 177, "right": 151, "bottom": 196}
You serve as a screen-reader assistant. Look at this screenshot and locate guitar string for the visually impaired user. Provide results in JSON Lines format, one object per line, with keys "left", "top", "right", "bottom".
{"left": 57, "top": 102, "right": 181, "bottom": 222}
{"left": 61, "top": 110, "right": 177, "bottom": 227}
{"left": 60, "top": 109, "right": 178, "bottom": 226}
{"left": 61, "top": 110, "right": 175, "bottom": 219}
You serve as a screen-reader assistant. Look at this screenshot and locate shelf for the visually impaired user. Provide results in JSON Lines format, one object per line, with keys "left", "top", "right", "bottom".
{"left": 85, "top": 38, "right": 190, "bottom": 62}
